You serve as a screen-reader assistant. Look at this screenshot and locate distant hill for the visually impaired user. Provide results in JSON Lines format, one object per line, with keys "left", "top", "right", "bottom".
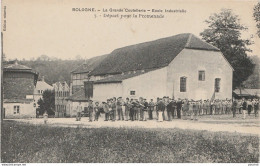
{"left": 17, "top": 59, "right": 83, "bottom": 86}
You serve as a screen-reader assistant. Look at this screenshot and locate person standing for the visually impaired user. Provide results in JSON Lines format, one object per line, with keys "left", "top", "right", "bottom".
{"left": 142, "top": 99, "right": 147, "bottom": 121}
{"left": 117, "top": 97, "right": 124, "bottom": 121}
{"left": 176, "top": 98, "right": 183, "bottom": 119}
{"left": 238, "top": 99, "right": 242, "bottom": 114}
{"left": 148, "top": 99, "right": 155, "bottom": 120}
{"left": 111, "top": 97, "right": 117, "bottom": 121}
{"left": 88, "top": 100, "right": 94, "bottom": 122}
{"left": 139, "top": 97, "right": 144, "bottom": 121}
{"left": 182, "top": 99, "right": 189, "bottom": 120}
{"left": 103, "top": 101, "right": 110, "bottom": 121}
{"left": 130, "top": 99, "right": 135, "bottom": 121}
{"left": 193, "top": 101, "right": 198, "bottom": 120}
{"left": 236, "top": 99, "right": 241, "bottom": 116}
{"left": 76, "top": 102, "right": 83, "bottom": 121}
{"left": 108, "top": 99, "right": 113, "bottom": 121}
{"left": 254, "top": 99, "right": 259, "bottom": 117}
{"left": 166, "top": 98, "right": 174, "bottom": 121}
{"left": 94, "top": 102, "right": 100, "bottom": 121}
{"left": 211, "top": 100, "right": 215, "bottom": 115}
{"left": 155, "top": 97, "right": 160, "bottom": 120}
{"left": 189, "top": 100, "right": 194, "bottom": 120}
{"left": 134, "top": 99, "right": 140, "bottom": 120}
{"left": 247, "top": 99, "right": 252, "bottom": 116}
{"left": 242, "top": 98, "right": 247, "bottom": 119}
{"left": 157, "top": 98, "right": 165, "bottom": 122}
{"left": 232, "top": 99, "right": 238, "bottom": 118}
{"left": 202, "top": 100, "right": 207, "bottom": 115}
{"left": 198, "top": 100, "right": 202, "bottom": 116}
{"left": 227, "top": 100, "right": 232, "bottom": 114}
{"left": 124, "top": 98, "right": 130, "bottom": 121}
{"left": 43, "top": 111, "right": 48, "bottom": 124}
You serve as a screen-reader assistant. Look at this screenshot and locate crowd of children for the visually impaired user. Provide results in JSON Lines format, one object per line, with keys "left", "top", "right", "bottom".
{"left": 75, "top": 97, "right": 259, "bottom": 122}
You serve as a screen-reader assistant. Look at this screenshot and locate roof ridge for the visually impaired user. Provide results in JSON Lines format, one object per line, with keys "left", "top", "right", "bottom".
{"left": 188, "top": 34, "right": 220, "bottom": 51}
{"left": 185, "top": 33, "right": 192, "bottom": 47}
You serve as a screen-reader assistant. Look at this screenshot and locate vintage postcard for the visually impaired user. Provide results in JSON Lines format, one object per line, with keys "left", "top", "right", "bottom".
{"left": 1, "top": 0, "right": 259, "bottom": 165}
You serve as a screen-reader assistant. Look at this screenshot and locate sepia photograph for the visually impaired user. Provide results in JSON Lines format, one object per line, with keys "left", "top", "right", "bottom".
{"left": 1, "top": 0, "right": 260, "bottom": 164}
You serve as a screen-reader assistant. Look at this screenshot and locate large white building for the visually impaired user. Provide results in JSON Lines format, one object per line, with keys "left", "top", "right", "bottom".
{"left": 71, "top": 33, "right": 233, "bottom": 102}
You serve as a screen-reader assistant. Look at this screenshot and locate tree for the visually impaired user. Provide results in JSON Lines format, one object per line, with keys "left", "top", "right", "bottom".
{"left": 37, "top": 55, "right": 50, "bottom": 61}
{"left": 37, "top": 90, "right": 55, "bottom": 115}
{"left": 253, "top": 2, "right": 260, "bottom": 37}
{"left": 200, "top": 9, "right": 255, "bottom": 89}
{"left": 243, "top": 55, "right": 260, "bottom": 89}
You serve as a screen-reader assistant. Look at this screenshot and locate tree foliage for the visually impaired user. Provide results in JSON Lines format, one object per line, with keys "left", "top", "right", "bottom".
{"left": 253, "top": 2, "right": 260, "bottom": 37}
{"left": 17, "top": 55, "right": 83, "bottom": 85}
{"left": 37, "top": 90, "right": 55, "bottom": 115}
{"left": 200, "top": 9, "right": 255, "bottom": 89}
{"left": 243, "top": 55, "right": 260, "bottom": 89}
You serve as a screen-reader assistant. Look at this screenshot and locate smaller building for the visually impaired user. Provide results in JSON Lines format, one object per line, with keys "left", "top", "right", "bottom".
{"left": 34, "top": 76, "right": 53, "bottom": 108}
{"left": 3, "top": 61, "right": 38, "bottom": 119}
{"left": 66, "top": 88, "right": 89, "bottom": 117}
{"left": 233, "top": 88, "right": 260, "bottom": 99}
{"left": 53, "top": 81, "right": 70, "bottom": 117}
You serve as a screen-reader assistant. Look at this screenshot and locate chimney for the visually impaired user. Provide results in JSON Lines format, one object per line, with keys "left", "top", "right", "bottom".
{"left": 42, "top": 76, "right": 45, "bottom": 82}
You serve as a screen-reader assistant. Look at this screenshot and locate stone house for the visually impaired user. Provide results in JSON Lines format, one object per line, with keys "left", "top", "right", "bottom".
{"left": 3, "top": 61, "right": 38, "bottom": 118}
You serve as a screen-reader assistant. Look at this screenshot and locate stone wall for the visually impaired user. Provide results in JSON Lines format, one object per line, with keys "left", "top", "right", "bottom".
{"left": 3, "top": 72, "right": 35, "bottom": 100}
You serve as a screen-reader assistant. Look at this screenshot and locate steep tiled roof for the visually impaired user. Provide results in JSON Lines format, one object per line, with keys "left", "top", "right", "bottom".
{"left": 35, "top": 81, "right": 53, "bottom": 91}
{"left": 3, "top": 61, "right": 39, "bottom": 86}
{"left": 67, "top": 88, "right": 88, "bottom": 101}
{"left": 89, "top": 33, "right": 220, "bottom": 76}
{"left": 4, "top": 61, "right": 32, "bottom": 71}
{"left": 71, "top": 54, "right": 109, "bottom": 74}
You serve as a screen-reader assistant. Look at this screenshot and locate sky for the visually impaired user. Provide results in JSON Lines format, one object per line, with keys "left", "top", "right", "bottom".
{"left": 2, "top": 0, "right": 259, "bottom": 60}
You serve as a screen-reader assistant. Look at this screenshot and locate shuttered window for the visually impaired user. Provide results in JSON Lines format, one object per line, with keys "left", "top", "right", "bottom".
{"left": 14, "top": 105, "right": 20, "bottom": 114}
{"left": 180, "top": 77, "right": 187, "bottom": 92}
{"left": 215, "top": 78, "right": 221, "bottom": 92}
{"left": 130, "top": 91, "right": 136, "bottom": 95}
{"left": 198, "top": 71, "right": 205, "bottom": 81}
{"left": 84, "top": 81, "right": 94, "bottom": 98}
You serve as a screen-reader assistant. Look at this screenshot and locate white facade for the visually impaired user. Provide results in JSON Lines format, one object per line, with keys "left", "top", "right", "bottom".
{"left": 4, "top": 102, "right": 36, "bottom": 119}
{"left": 167, "top": 48, "right": 233, "bottom": 100}
{"left": 66, "top": 101, "right": 88, "bottom": 117}
{"left": 93, "top": 83, "right": 123, "bottom": 101}
{"left": 92, "top": 48, "right": 233, "bottom": 101}
{"left": 122, "top": 67, "right": 167, "bottom": 100}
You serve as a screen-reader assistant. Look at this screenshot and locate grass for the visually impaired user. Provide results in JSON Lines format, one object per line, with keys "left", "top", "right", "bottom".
{"left": 1, "top": 120, "right": 259, "bottom": 163}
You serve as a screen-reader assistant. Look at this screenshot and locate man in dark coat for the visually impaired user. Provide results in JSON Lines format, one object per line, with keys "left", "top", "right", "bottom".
{"left": 176, "top": 98, "right": 183, "bottom": 119}
{"left": 166, "top": 98, "right": 174, "bottom": 121}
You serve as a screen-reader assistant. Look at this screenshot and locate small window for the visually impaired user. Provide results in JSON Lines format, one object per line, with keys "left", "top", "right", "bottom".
{"left": 215, "top": 78, "right": 221, "bottom": 92}
{"left": 14, "top": 105, "right": 20, "bottom": 114}
{"left": 180, "top": 77, "right": 187, "bottom": 92}
{"left": 38, "top": 90, "right": 41, "bottom": 94}
{"left": 198, "top": 71, "right": 205, "bottom": 81}
{"left": 76, "top": 74, "right": 80, "bottom": 80}
{"left": 130, "top": 91, "right": 136, "bottom": 95}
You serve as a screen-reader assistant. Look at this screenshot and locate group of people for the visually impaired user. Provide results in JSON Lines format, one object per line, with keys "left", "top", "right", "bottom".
{"left": 75, "top": 97, "right": 259, "bottom": 122}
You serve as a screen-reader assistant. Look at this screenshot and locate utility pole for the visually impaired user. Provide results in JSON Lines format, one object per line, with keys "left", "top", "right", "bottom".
{"left": 1, "top": 32, "right": 4, "bottom": 122}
